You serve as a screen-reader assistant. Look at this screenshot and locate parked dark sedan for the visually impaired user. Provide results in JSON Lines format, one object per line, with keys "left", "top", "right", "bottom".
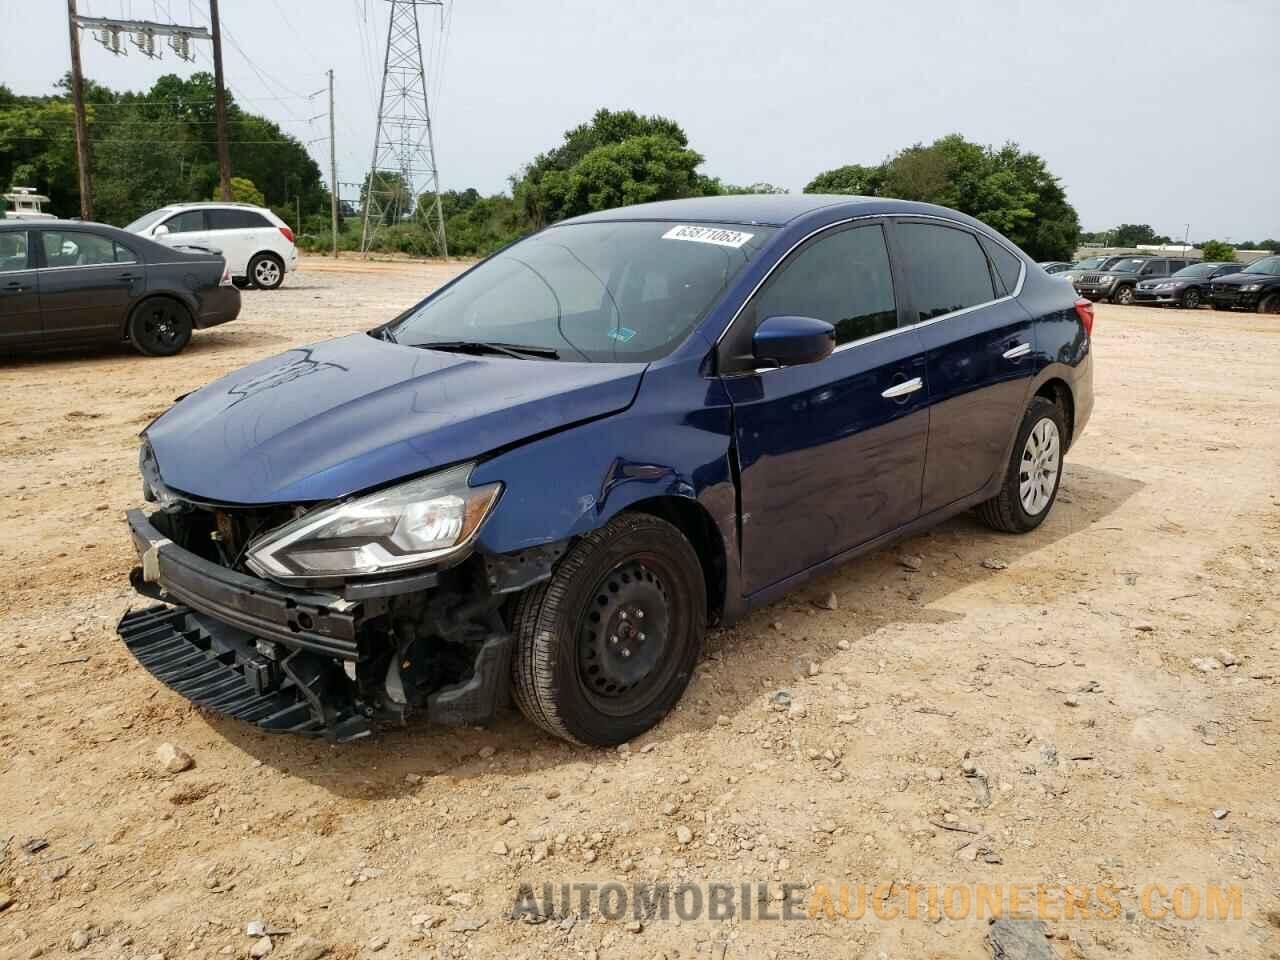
{"left": 0, "top": 220, "right": 239, "bottom": 356}
{"left": 116, "top": 195, "right": 1093, "bottom": 746}
{"left": 1209, "top": 255, "right": 1280, "bottom": 314}
{"left": 1134, "top": 262, "right": 1242, "bottom": 309}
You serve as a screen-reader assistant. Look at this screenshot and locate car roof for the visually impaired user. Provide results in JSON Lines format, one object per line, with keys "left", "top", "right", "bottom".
{"left": 0, "top": 218, "right": 127, "bottom": 235}
{"left": 557, "top": 194, "right": 982, "bottom": 228}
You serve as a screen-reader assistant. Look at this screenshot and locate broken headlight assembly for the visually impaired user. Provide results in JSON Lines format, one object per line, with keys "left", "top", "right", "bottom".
{"left": 244, "top": 463, "right": 501, "bottom": 582}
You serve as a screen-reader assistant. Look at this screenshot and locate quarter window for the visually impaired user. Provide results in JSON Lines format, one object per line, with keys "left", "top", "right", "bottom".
{"left": 753, "top": 224, "right": 897, "bottom": 345}
{"left": 896, "top": 223, "right": 996, "bottom": 322}
{"left": 0, "top": 231, "right": 30, "bottom": 273}
{"left": 979, "top": 236, "right": 1022, "bottom": 294}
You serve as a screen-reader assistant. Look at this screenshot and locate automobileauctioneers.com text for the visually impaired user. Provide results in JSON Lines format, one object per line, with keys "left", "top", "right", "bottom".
{"left": 511, "top": 880, "right": 1244, "bottom": 924}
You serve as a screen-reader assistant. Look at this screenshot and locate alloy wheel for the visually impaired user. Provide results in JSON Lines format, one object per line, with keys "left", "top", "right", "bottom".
{"left": 254, "top": 259, "right": 282, "bottom": 287}
{"left": 1183, "top": 289, "right": 1201, "bottom": 309}
{"left": 1019, "top": 418, "right": 1060, "bottom": 516}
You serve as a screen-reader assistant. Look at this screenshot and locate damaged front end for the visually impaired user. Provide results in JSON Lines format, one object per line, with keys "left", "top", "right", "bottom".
{"left": 118, "top": 453, "right": 562, "bottom": 741}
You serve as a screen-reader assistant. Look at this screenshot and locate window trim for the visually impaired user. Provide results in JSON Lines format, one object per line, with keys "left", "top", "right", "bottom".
{"left": 714, "top": 213, "right": 1026, "bottom": 361}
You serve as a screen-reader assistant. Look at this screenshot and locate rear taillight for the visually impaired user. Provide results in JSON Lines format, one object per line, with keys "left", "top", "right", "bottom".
{"left": 1074, "top": 297, "right": 1094, "bottom": 335}
{"left": 219, "top": 266, "right": 232, "bottom": 287}
{"left": 278, "top": 226, "right": 295, "bottom": 244}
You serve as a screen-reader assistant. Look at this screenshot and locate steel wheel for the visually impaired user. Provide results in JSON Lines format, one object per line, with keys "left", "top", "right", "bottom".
{"left": 252, "top": 256, "right": 282, "bottom": 288}
{"left": 129, "top": 299, "right": 192, "bottom": 357}
{"left": 1181, "top": 288, "right": 1201, "bottom": 309}
{"left": 1019, "top": 418, "right": 1060, "bottom": 516}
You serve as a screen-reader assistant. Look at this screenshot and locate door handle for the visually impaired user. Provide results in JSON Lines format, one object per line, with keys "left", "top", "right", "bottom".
{"left": 2, "top": 281, "right": 27, "bottom": 293}
{"left": 1002, "top": 342, "right": 1032, "bottom": 360}
{"left": 881, "top": 376, "right": 923, "bottom": 399}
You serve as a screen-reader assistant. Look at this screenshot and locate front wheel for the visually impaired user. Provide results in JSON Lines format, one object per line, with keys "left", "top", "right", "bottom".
{"left": 976, "top": 396, "right": 1066, "bottom": 534}
{"left": 510, "top": 513, "right": 706, "bottom": 746}
{"left": 1259, "top": 293, "right": 1280, "bottom": 316}
{"left": 128, "top": 298, "right": 193, "bottom": 357}
{"left": 1180, "top": 288, "right": 1202, "bottom": 310}
{"left": 1112, "top": 285, "right": 1135, "bottom": 305}
{"left": 249, "top": 253, "right": 284, "bottom": 290}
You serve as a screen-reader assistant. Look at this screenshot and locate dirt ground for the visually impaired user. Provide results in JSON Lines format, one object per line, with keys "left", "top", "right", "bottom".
{"left": 1, "top": 256, "right": 1277, "bottom": 960}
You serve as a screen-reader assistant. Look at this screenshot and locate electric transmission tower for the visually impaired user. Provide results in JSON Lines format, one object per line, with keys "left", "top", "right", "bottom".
{"left": 361, "top": 0, "right": 448, "bottom": 258}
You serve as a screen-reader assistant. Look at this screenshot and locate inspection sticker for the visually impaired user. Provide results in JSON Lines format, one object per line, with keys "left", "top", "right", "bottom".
{"left": 662, "top": 224, "right": 755, "bottom": 248}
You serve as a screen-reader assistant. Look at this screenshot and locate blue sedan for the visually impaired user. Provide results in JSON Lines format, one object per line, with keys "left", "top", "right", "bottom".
{"left": 118, "top": 194, "right": 1094, "bottom": 746}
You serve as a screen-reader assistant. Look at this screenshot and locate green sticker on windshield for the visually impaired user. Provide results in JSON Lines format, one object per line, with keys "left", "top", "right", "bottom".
{"left": 607, "top": 327, "right": 637, "bottom": 343}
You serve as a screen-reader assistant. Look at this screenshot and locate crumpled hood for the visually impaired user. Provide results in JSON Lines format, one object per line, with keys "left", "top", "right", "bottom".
{"left": 146, "top": 333, "right": 645, "bottom": 504}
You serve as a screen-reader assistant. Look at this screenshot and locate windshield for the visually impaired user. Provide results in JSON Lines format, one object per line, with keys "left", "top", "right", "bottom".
{"left": 389, "top": 220, "right": 777, "bottom": 362}
{"left": 1074, "top": 257, "right": 1106, "bottom": 270}
{"left": 124, "top": 209, "right": 171, "bottom": 233}
{"left": 1171, "top": 263, "right": 1217, "bottom": 279}
{"left": 1243, "top": 256, "right": 1280, "bottom": 275}
{"left": 1107, "top": 258, "right": 1148, "bottom": 273}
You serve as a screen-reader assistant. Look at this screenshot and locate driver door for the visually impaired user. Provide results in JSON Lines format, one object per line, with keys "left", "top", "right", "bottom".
{"left": 720, "top": 221, "right": 929, "bottom": 595}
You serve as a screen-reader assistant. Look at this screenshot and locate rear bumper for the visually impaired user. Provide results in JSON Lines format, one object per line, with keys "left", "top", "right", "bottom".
{"left": 195, "top": 286, "right": 242, "bottom": 329}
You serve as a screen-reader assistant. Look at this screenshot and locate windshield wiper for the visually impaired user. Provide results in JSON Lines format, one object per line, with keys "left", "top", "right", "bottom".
{"left": 415, "top": 340, "right": 560, "bottom": 360}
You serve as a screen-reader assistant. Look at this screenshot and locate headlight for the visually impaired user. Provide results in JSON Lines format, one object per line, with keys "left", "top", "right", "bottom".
{"left": 1155, "top": 283, "right": 1174, "bottom": 290}
{"left": 1241, "top": 283, "right": 1262, "bottom": 292}
{"left": 1099, "top": 275, "right": 1115, "bottom": 285}
{"left": 1062, "top": 274, "right": 1076, "bottom": 283}
{"left": 245, "top": 463, "right": 502, "bottom": 581}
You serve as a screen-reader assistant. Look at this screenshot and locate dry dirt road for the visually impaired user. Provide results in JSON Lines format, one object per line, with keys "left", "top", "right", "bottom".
{"left": 1, "top": 256, "right": 1277, "bottom": 960}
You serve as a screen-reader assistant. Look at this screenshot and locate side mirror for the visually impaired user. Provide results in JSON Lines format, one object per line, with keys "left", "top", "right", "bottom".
{"left": 752, "top": 315, "right": 836, "bottom": 368}
{"left": 153, "top": 224, "right": 170, "bottom": 237}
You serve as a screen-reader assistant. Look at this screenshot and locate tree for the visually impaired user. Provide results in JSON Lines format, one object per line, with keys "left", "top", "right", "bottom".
{"left": 717, "top": 181, "right": 789, "bottom": 195}
{"left": 511, "top": 108, "right": 717, "bottom": 229}
{"left": 214, "top": 177, "right": 265, "bottom": 206}
{"left": 804, "top": 135, "right": 1082, "bottom": 261}
{"left": 1110, "top": 223, "right": 1172, "bottom": 247}
{"left": 359, "top": 170, "right": 412, "bottom": 224}
{"left": 1199, "top": 240, "right": 1235, "bottom": 262}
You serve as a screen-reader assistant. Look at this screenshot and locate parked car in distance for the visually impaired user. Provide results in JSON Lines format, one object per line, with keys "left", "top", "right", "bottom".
{"left": 1209, "top": 255, "right": 1280, "bottom": 314}
{"left": 1058, "top": 255, "right": 1133, "bottom": 286}
{"left": 124, "top": 202, "right": 297, "bottom": 290}
{"left": 1134, "top": 262, "right": 1242, "bottom": 309}
{"left": 1074, "top": 255, "right": 1198, "bottom": 305}
{"left": 0, "top": 220, "right": 239, "bottom": 356}
{"left": 117, "top": 195, "right": 1093, "bottom": 747}
{"left": 1038, "top": 261, "right": 1073, "bottom": 274}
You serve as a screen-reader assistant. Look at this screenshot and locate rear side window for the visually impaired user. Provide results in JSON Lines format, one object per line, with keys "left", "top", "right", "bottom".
{"left": 896, "top": 223, "right": 996, "bottom": 322}
{"left": 208, "top": 209, "right": 271, "bottom": 230}
{"left": 41, "top": 231, "right": 119, "bottom": 267}
{"left": 979, "top": 236, "right": 1022, "bottom": 294}
{"left": 753, "top": 223, "right": 897, "bottom": 345}
{"left": 114, "top": 241, "right": 139, "bottom": 263}
{"left": 0, "top": 231, "right": 30, "bottom": 272}
{"left": 164, "top": 210, "right": 206, "bottom": 234}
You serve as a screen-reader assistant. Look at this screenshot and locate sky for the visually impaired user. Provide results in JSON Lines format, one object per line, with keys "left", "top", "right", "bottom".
{"left": 2, "top": 0, "right": 1277, "bottom": 242}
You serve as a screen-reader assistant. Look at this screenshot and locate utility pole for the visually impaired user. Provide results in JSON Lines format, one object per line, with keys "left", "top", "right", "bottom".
{"left": 66, "top": 0, "right": 93, "bottom": 220}
{"left": 209, "top": 0, "right": 232, "bottom": 201}
{"left": 328, "top": 69, "right": 339, "bottom": 257}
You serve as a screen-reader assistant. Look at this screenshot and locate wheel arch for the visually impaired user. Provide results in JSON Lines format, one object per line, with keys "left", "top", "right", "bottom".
{"left": 621, "top": 494, "right": 728, "bottom": 625}
{"left": 1033, "top": 376, "right": 1075, "bottom": 449}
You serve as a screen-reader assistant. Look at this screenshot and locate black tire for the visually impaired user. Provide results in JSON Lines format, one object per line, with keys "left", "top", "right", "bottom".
{"left": 128, "top": 298, "right": 193, "bottom": 357}
{"left": 510, "top": 512, "right": 706, "bottom": 746}
{"left": 1212, "top": 303, "right": 1230, "bottom": 311}
{"left": 248, "top": 253, "right": 285, "bottom": 290}
{"left": 1259, "top": 292, "right": 1280, "bottom": 316}
{"left": 1112, "top": 285, "right": 1135, "bottom": 306}
{"left": 1180, "top": 287, "right": 1202, "bottom": 310}
{"left": 976, "top": 396, "right": 1066, "bottom": 534}
{"left": 232, "top": 277, "right": 254, "bottom": 290}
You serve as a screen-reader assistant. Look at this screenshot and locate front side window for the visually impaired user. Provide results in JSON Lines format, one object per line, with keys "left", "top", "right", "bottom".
{"left": 896, "top": 222, "right": 996, "bottom": 322}
{"left": 0, "top": 231, "right": 30, "bottom": 273}
{"left": 41, "top": 231, "right": 119, "bottom": 267}
{"left": 163, "top": 211, "right": 206, "bottom": 234}
{"left": 752, "top": 223, "right": 897, "bottom": 345}
{"left": 390, "top": 220, "right": 777, "bottom": 362}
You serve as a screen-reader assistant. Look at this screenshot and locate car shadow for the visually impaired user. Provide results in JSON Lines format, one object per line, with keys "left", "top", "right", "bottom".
{"left": 204, "top": 460, "right": 1145, "bottom": 799}
{"left": 0, "top": 327, "right": 294, "bottom": 367}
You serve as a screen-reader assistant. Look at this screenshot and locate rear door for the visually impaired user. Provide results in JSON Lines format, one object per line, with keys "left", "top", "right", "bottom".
{"left": 722, "top": 220, "right": 930, "bottom": 594}
{"left": 893, "top": 219, "right": 1035, "bottom": 514}
{"left": 206, "top": 208, "right": 266, "bottom": 276}
{"left": 36, "top": 229, "right": 141, "bottom": 341}
{"left": 0, "top": 230, "right": 42, "bottom": 345}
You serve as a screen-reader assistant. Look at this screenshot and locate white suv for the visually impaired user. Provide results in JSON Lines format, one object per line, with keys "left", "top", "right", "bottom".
{"left": 125, "top": 202, "right": 298, "bottom": 289}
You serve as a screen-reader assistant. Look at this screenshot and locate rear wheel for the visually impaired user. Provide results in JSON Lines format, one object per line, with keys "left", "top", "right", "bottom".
{"left": 249, "top": 253, "right": 284, "bottom": 290}
{"left": 1259, "top": 293, "right": 1280, "bottom": 316}
{"left": 976, "top": 396, "right": 1066, "bottom": 534}
{"left": 128, "top": 298, "right": 192, "bottom": 357}
{"left": 1112, "top": 285, "right": 1135, "bottom": 305}
{"left": 510, "top": 513, "right": 706, "bottom": 746}
{"left": 1180, "top": 287, "right": 1202, "bottom": 310}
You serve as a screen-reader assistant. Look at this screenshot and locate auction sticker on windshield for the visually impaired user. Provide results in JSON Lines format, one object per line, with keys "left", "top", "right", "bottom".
{"left": 662, "top": 225, "right": 755, "bottom": 248}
